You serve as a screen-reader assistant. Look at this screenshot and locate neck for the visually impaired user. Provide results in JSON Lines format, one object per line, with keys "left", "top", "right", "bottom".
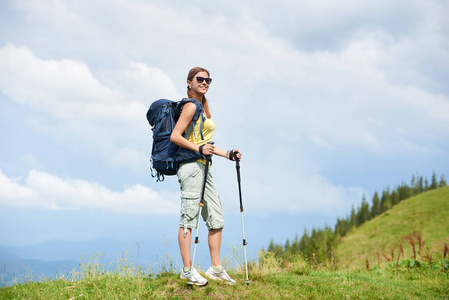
{"left": 189, "top": 92, "right": 204, "bottom": 104}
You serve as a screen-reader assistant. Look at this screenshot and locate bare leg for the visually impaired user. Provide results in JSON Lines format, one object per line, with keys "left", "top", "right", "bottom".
{"left": 178, "top": 227, "right": 192, "bottom": 268}
{"left": 208, "top": 228, "right": 222, "bottom": 266}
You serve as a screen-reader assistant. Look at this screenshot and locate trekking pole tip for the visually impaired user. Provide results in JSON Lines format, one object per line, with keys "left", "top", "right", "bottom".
{"left": 245, "top": 280, "right": 250, "bottom": 286}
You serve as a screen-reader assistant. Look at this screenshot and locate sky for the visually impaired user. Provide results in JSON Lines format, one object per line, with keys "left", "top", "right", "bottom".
{"left": 1, "top": 0, "right": 448, "bottom": 267}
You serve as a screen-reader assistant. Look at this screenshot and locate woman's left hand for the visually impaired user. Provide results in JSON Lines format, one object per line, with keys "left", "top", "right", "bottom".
{"left": 230, "top": 149, "right": 242, "bottom": 161}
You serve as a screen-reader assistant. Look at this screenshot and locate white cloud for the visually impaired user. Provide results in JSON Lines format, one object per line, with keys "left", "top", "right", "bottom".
{"left": 0, "top": 43, "right": 179, "bottom": 173}
{"left": 0, "top": 171, "right": 35, "bottom": 201}
{"left": 0, "top": 43, "right": 121, "bottom": 117}
{"left": 1, "top": 0, "right": 448, "bottom": 222}
{"left": 0, "top": 169, "right": 179, "bottom": 215}
{"left": 215, "top": 150, "right": 367, "bottom": 217}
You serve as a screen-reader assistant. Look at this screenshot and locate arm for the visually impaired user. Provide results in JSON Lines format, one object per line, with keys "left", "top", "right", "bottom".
{"left": 170, "top": 102, "right": 203, "bottom": 153}
{"left": 212, "top": 146, "right": 242, "bottom": 161}
{"left": 170, "top": 102, "right": 242, "bottom": 159}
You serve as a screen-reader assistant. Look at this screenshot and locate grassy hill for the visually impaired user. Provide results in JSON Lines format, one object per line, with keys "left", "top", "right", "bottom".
{"left": 1, "top": 187, "right": 448, "bottom": 299}
{"left": 1, "top": 252, "right": 448, "bottom": 299}
{"left": 335, "top": 186, "right": 449, "bottom": 269}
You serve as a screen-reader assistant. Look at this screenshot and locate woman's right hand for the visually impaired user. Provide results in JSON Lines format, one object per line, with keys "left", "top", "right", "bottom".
{"left": 200, "top": 143, "right": 215, "bottom": 155}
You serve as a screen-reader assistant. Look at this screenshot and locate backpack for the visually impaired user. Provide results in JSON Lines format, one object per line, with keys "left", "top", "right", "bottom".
{"left": 146, "top": 98, "right": 205, "bottom": 182}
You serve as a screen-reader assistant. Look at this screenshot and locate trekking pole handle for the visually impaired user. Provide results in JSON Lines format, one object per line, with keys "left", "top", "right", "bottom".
{"left": 205, "top": 141, "right": 214, "bottom": 161}
{"left": 234, "top": 151, "right": 241, "bottom": 182}
{"left": 234, "top": 150, "right": 240, "bottom": 161}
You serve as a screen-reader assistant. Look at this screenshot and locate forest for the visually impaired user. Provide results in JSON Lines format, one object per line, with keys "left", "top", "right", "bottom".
{"left": 266, "top": 172, "right": 447, "bottom": 264}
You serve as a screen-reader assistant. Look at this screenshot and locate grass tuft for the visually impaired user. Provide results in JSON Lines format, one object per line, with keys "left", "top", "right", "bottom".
{"left": 1, "top": 247, "right": 448, "bottom": 299}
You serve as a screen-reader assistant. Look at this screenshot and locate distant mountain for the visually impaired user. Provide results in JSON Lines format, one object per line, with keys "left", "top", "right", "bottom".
{"left": 0, "top": 237, "right": 180, "bottom": 286}
{"left": 1, "top": 238, "right": 133, "bottom": 262}
{"left": 335, "top": 186, "right": 449, "bottom": 269}
{"left": 0, "top": 257, "right": 79, "bottom": 287}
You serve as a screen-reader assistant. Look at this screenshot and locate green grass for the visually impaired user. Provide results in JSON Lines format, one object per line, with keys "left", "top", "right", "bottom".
{"left": 335, "top": 186, "right": 449, "bottom": 270}
{"left": 2, "top": 187, "right": 449, "bottom": 299}
{"left": 1, "top": 252, "right": 448, "bottom": 299}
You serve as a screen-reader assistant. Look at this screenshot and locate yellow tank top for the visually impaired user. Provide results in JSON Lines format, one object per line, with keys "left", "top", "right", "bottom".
{"left": 185, "top": 117, "right": 215, "bottom": 164}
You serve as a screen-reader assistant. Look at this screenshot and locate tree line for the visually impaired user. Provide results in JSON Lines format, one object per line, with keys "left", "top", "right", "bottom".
{"left": 266, "top": 173, "right": 447, "bottom": 264}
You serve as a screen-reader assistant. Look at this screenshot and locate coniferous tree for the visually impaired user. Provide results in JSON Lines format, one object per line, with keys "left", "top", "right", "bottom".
{"left": 267, "top": 172, "right": 445, "bottom": 265}
{"left": 371, "top": 191, "right": 381, "bottom": 218}
{"left": 390, "top": 189, "right": 399, "bottom": 206}
{"left": 430, "top": 172, "right": 438, "bottom": 190}
{"left": 273, "top": 243, "right": 284, "bottom": 257}
{"left": 440, "top": 175, "right": 447, "bottom": 188}
{"left": 357, "top": 194, "right": 370, "bottom": 225}
{"left": 335, "top": 217, "right": 348, "bottom": 238}
{"left": 291, "top": 234, "right": 300, "bottom": 254}
{"left": 298, "top": 228, "right": 309, "bottom": 255}
{"left": 268, "top": 239, "right": 275, "bottom": 253}
{"left": 397, "top": 182, "right": 411, "bottom": 201}
{"left": 417, "top": 176, "right": 424, "bottom": 194}
{"left": 309, "top": 228, "right": 319, "bottom": 257}
{"left": 284, "top": 238, "right": 291, "bottom": 255}
{"left": 380, "top": 188, "right": 391, "bottom": 213}
{"left": 350, "top": 205, "right": 357, "bottom": 228}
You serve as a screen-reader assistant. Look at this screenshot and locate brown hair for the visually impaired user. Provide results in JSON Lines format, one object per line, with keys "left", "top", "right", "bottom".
{"left": 187, "top": 67, "right": 211, "bottom": 118}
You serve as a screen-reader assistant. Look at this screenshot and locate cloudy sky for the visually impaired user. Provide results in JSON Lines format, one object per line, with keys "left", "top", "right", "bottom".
{"left": 1, "top": 0, "right": 448, "bottom": 262}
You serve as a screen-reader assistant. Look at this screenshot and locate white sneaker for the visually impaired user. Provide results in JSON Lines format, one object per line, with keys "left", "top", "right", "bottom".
{"left": 205, "top": 266, "right": 236, "bottom": 284}
{"left": 180, "top": 268, "right": 208, "bottom": 286}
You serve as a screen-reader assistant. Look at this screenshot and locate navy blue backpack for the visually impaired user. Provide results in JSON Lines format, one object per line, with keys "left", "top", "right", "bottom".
{"left": 146, "top": 98, "right": 205, "bottom": 182}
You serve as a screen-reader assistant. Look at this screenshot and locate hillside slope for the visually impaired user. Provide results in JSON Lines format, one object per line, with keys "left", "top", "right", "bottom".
{"left": 335, "top": 186, "right": 449, "bottom": 269}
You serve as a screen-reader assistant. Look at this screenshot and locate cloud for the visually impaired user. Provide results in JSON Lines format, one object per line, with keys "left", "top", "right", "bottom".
{"left": 214, "top": 148, "right": 367, "bottom": 218}
{"left": 0, "top": 169, "right": 179, "bottom": 215}
{"left": 1, "top": 0, "right": 448, "bottom": 222}
{"left": 0, "top": 43, "right": 178, "bottom": 173}
{"left": 0, "top": 171, "right": 35, "bottom": 201}
{"left": 0, "top": 43, "right": 121, "bottom": 116}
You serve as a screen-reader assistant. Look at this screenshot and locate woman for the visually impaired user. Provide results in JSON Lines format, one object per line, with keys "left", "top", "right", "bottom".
{"left": 170, "top": 67, "right": 242, "bottom": 286}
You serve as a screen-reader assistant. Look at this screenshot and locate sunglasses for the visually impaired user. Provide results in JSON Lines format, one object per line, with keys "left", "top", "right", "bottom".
{"left": 195, "top": 76, "right": 212, "bottom": 84}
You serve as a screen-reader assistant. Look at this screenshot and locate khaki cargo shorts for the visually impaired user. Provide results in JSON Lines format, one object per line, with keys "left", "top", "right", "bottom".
{"left": 177, "top": 161, "right": 224, "bottom": 230}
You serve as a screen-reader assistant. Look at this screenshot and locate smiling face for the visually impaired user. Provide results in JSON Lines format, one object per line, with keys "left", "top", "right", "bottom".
{"left": 188, "top": 71, "right": 210, "bottom": 98}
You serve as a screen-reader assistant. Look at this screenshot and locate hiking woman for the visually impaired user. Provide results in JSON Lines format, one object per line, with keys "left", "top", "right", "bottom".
{"left": 170, "top": 67, "right": 242, "bottom": 285}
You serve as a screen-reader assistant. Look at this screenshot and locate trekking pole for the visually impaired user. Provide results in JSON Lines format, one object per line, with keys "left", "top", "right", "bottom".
{"left": 234, "top": 151, "right": 250, "bottom": 286}
{"left": 188, "top": 141, "right": 214, "bottom": 286}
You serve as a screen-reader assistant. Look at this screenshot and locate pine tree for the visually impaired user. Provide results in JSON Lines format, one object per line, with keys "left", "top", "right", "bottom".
{"left": 291, "top": 234, "right": 300, "bottom": 254}
{"left": 430, "top": 172, "right": 438, "bottom": 190}
{"left": 411, "top": 175, "right": 416, "bottom": 196}
{"left": 390, "top": 190, "right": 399, "bottom": 206}
{"left": 418, "top": 175, "right": 424, "bottom": 194}
{"left": 350, "top": 205, "right": 357, "bottom": 228}
{"left": 356, "top": 194, "right": 370, "bottom": 226}
{"left": 298, "top": 228, "right": 309, "bottom": 255}
{"left": 267, "top": 172, "right": 447, "bottom": 266}
{"left": 268, "top": 239, "right": 275, "bottom": 253}
{"left": 440, "top": 175, "right": 447, "bottom": 188}
{"left": 371, "top": 191, "right": 381, "bottom": 218}
{"left": 284, "top": 238, "right": 291, "bottom": 254}
{"left": 380, "top": 188, "right": 391, "bottom": 212}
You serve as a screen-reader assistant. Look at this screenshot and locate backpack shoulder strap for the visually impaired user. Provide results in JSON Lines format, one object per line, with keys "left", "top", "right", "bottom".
{"left": 175, "top": 98, "right": 205, "bottom": 140}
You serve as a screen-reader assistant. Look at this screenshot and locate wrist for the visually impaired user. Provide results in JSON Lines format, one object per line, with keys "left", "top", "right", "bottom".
{"left": 228, "top": 149, "right": 234, "bottom": 160}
